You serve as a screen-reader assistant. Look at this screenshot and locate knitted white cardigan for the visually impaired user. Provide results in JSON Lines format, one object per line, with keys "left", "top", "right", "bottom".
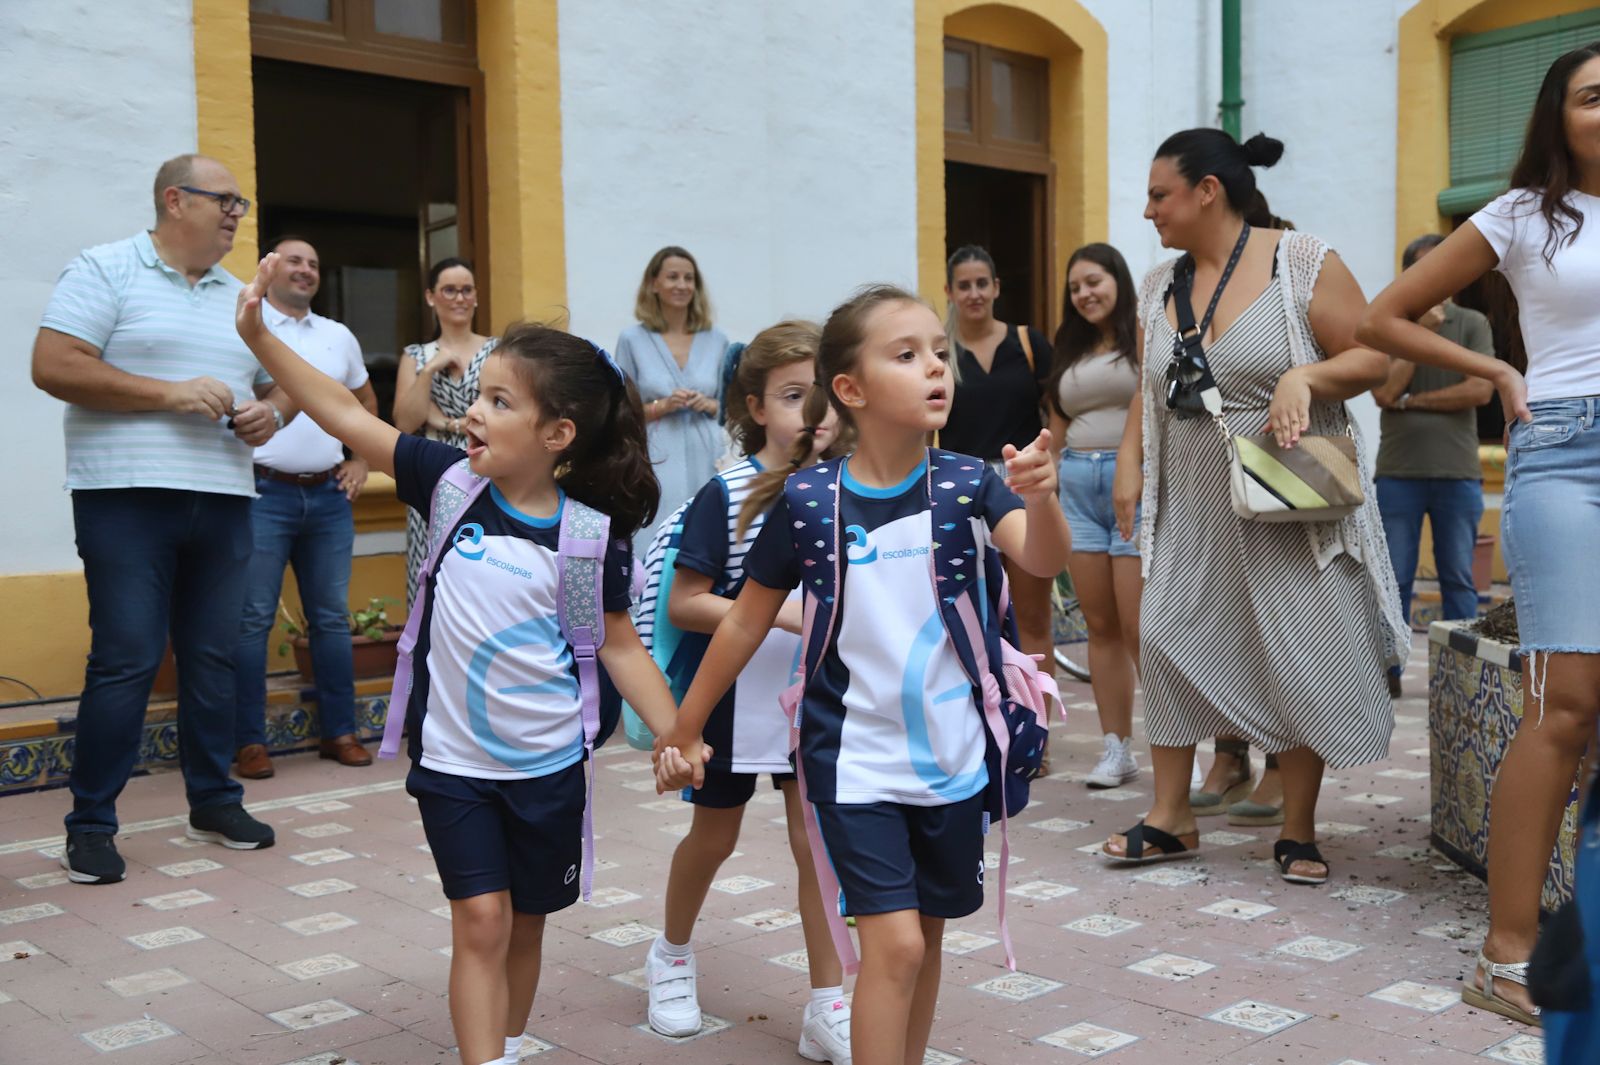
{"left": 1135, "top": 231, "right": 1410, "bottom": 669}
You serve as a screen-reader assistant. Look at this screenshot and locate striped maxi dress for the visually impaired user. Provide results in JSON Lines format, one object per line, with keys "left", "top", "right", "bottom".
{"left": 1137, "top": 250, "right": 1395, "bottom": 769}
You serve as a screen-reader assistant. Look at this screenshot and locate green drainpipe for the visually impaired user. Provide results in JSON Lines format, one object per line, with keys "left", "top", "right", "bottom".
{"left": 1220, "top": 0, "right": 1243, "bottom": 140}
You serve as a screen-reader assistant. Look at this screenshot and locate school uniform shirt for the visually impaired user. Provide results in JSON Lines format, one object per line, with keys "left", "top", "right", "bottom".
{"left": 673, "top": 457, "right": 799, "bottom": 774}
{"left": 742, "top": 457, "right": 1023, "bottom": 806}
{"left": 394, "top": 435, "right": 633, "bottom": 779}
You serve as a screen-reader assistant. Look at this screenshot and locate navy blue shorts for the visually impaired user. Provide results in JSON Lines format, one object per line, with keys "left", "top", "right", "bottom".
{"left": 406, "top": 761, "right": 584, "bottom": 915}
{"left": 813, "top": 793, "right": 985, "bottom": 919}
{"left": 683, "top": 767, "right": 797, "bottom": 809}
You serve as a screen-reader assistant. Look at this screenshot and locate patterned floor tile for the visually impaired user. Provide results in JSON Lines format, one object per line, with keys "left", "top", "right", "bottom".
{"left": 1482, "top": 1033, "right": 1545, "bottom": 1064}
{"left": 286, "top": 878, "right": 358, "bottom": 898}
{"left": 711, "top": 875, "right": 773, "bottom": 895}
{"left": 1367, "top": 980, "right": 1457, "bottom": 1013}
{"left": 590, "top": 922, "right": 658, "bottom": 947}
{"left": 1342, "top": 792, "right": 1403, "bottom": 807}
{"left": 923, "top": 1050, "right": 966, "bottom": 1065}
{"left": 1030, "top": 818, "right": 1090, "bottom": 833}
{"left": 294, "top": 822, "right": 354, "bottom": 838}
{"left": 283, "top": 913, "right": 358, "bottom": 936}
{"left": 1315, "top": 821, "right": 1370, "bottom": 836}
{"left": 970, "top": 973, "right": 1063, "bottom": 1002}
{"left": 16, "top": 871, "right": 69, "bottom": 890}
{"left": 267, "top": 998, "right": 363, "bottom": 1030}
{"left": 1414, "top": 921, "right": 1485, "bottom": 942}
{"left": 139, "top": 890, "right": 213, "bottom": 911}
{"left": 1376, "top": 768, "right": 1429, "bottom": 780}
{"left": 105, "top": 967, "right": 192, "bottom": 996}
{"left": 1064, "top": 915, "right": 1142, "bottom": 937}
{"left": 296, "top": 800, "right": 352, "bottom": 813}
{"left": 1198, "top": 830, "right": 1256, "bottom": 847}
{"left": 79, "top": 1018, "right": 180, "bottom": 1051}
{"left": 128, "top": 927, "right": 206, "bottom": 950}
{"left": 509, "top": 1034, "right": 557, "bottom": 1058}
{"left": 1206, "top": 1000, "right": 1309, "bottom": 1034}
{"left": 942, "top": 930, "right": 999, "bottom": 955}
{"left": 1133, "top": 866, "right": 1207, "bottom": 886}
{"left": 0, "top": 902, "right": 65, "bottom": 924}
{"left": 165, "top": 836, "right": 207, "bottom": 849}
{"left": 1126, "top": 952, "right": 1216, "bottom": 980}
{"left": 1037, "top": 1022, "right": 1139, "bottom": 1057}
{"left": 157, "top": 858, "right": 224, "bottom": 877}
{"left": 1330, "top": 886, "right": 1408, "bottom": 906}
{"left": 1198, "top": 899, "right": 1276, "bottom": 920}
{"left": 768, "top": 950, "right": 811, "bottom": 973}
{"left": 583, "top": 887, "right": 642, "bottom": 909}
{"left": 1088, "top": 789, "right": 1146, "bottom": 802}
{"left": 1275, "top": 936, "right": 1362, "bottom": 962}
{"left": 733, "top": 908, "right": 801, "bottom": 931}
{"left": 1006, "top": 879, "right": 1078, "bottom": 900}
{"left": 0, "top": 940, "right": 42, "bottom": 960}
{"left": 289, "top": 848, "right": 354, "bottom": 866}
{"left": 632, "top": 1013, "right": 733, "bottom": 1043}
{"left": 609, "top": 966, "right": 648, "bottom": 989}
{"left": 279, "top": 954, "right": 361, "bottom": 980}
{"left": 983, "top": 851, "right": 1024, "bottom": 869}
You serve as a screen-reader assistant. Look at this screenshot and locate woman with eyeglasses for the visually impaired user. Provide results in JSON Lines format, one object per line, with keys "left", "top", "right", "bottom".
{"left": 1101, "top": 129, "right": 1405, "bottom": 888}
{"left": 394, "top": 256, "right": 497, "bottom": 605}
{"left": 615, "top": 246, "right": 730, "bottom": 554}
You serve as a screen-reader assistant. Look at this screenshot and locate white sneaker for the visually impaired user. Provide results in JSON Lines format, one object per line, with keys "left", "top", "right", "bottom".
{"left": 645, "top": 943, "right": 702, "bottom": 1037}
{"left": 799, "top": 997, "right": 852, "bottom": 1064}
{"left": 1085, "top": 733, "right": 1138, "bottom": 789}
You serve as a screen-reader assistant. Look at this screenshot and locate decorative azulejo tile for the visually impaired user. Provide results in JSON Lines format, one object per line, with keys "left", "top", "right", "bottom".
{"left": 1037, "top": 1022, "right": 1139, "bottom": 1057}
{"left": 15, "top": 871, "right": 69, "bottom": 890}
{"left": 157, "top": 858, "right": 223, "bottom": 878}
{"left": 1375, "top": 845, "right": 1433, "bottom": 861}
{"left": 1198, "top": 899, "right": 1276, "bottom": 920}
{"left": 267, "top": 998, "right": 363, "bottom": 1031}
{"left": 733, "top": 908, "right": 801, "bottom": 931}
{"left": 609, "top": 967, "right": 648, "bottom": 989}
{"left": 1007, "top": 879, "right": 1077, "bottom": 901}
{"left": 294, "top": 822, "right": 353, "bottom": 838}
{"left": 1343, "top": 792, "right": 1403, "bottom": 806}
{"left": 983, "top": 851, "right": 1024, "bottom": 869}
{"left": 1064, "top": 914, "right": 1141, "bottom": 937}
{"left": 79, "top": 1017, "right": 180, "bottom": 1051}
{"left": 768, "top": 950, "right": 811, "bottom": 973}
{"left": 138, "top": 890, "right": 213, "bottom": 912}
{"left": 285, "top": 878, "right": 357, "bottom": 898}
{"left": 126, "top": 927, "right": 205, "bottom": 950}
{"left": 941, "top": 930, "right": 999, "bottom": 955}
{"left": 1275, "top": 936, "right": 1362, "bottom": 962}
{"left": 1206, "top": 1000, "right": 1309, "bottom": 1034}
{"left": 0, "top": 902, "right": 64, "bottom": 925}
{"left": 971, "top": 973, "right": 1063, "bottom": 1002}
{"left": 1376, "top": 768, "right": 1429, "bottom": 780}
{"left": 1126, "top": 953, "right": 1215, "bottom": 981}
{"left": 1133, "top": 866, "right": 1207, "bottom": 886}
{"left": 583, "top": 886, "right": 641, "bottom": 909}
{"left": 1315, "top": 821, "right": 1369, "bottom": 836}
{"left": 590, "top": 922, "right": 658, "bottom": 947}
{"left": 633, "top": 1012, "right": 733, "bottom": 1042}
{"left": 1087, "top": 789, "right": 1146, "bottom": 802}
{"left": 1330, "top": 885, "right": 1407, "bottom": 906}
{"left": 165, "top": 836, "right": 207, "bottom": 849}
{"left": 290, "top": 848, "right": 354, "bottom": 866}
{"left": 509, "top": 1033, "right": 557, "bottom": 1058}
{"left": 296, "top": 800, "right": 353, "bottom": 814}
{"left": 1198, "top": 831, "right": 1255, "bottom": 847}
{"left": 922, "top": 1050, "right": 966, "bottom": 1065}
{"left": 105, "top": 967, "right": 191, "bottom": 997}
{"left": 1414, "top": 920, "right": 1485, "bottom": 942}
{"left": 0, "top": 940, "right": 42, "bottom": 960}
{"left": 711, "top": 875, "right": 773, "bottom": 895}
{"left": 1482, "top": 1033, "right": 1545, "bottom": 1064}
{"left": 279, "top": 954, "right": 361, "bottom": 980}
{"left": 1367, "top": 980, "right": 1457, "bottom": 1013}
{"left": 283, "top": 913, "right": 358, "bottom": 937}
{"left": 1030, "top": 818, "right": 1089, "bottom": 833}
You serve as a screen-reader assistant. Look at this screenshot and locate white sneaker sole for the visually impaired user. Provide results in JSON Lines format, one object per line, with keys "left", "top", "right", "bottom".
{"left": 1085, "top": 767, "right": 1138, "bottom": 789}
{"left": 798, "top": 1031, "right": 849, "bottom": 1063}
{"left": 185, "top": 826, "right": 271, "bottom": 850}
{"left": 59, "top": 854, "right": 123, "bottom": 884}
{"left": 647, "top": 1012, "right": 704, "bottom": 1039}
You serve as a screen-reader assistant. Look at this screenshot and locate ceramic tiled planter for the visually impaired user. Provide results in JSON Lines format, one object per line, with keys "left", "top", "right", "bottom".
{"left": 1427, "top": 620, "right": 1577, "bottom": 913}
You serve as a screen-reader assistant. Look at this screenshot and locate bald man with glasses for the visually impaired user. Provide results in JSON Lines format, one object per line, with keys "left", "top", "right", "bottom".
{"left": 32, "top": 153, "right": 295, "bottom": 884}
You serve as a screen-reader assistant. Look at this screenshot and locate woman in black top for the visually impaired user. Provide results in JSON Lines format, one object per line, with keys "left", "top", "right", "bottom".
{"left": 942, "top": 245, "right": 1057, "bottom": 668}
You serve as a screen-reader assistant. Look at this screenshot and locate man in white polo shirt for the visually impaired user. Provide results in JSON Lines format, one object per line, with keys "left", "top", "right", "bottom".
{"left": 32, "top": 154, "right": 290, "bottom": 884}
{"left": 233, "top": 235, "right": 378, "bottom": 780}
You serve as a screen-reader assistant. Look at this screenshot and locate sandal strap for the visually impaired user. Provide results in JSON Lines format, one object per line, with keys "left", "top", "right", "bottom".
{"left": 1478, "top": 952, "right": 1531, "bottom": 988}
{"left": 1126, "top": 821, "right": 1188, "bottom": 860}
{"left": 1273, "top": 839, "right": 1326, "bottom": 871}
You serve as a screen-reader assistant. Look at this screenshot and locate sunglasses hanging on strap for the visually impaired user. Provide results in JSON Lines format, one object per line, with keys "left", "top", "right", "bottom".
{"left": 1167, "top": 224, "right": 1364, "bottom": 524}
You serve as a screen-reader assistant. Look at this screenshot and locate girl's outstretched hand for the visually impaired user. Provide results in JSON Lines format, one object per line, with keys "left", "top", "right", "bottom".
{"left": 1002, "top": 428, "right": 1057, "bottom": 504}
{"left": 235, "top": 253, "right": 280, "bottom": 345}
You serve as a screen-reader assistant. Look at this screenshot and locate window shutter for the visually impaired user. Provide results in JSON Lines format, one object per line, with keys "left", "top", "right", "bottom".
{"left": 1443, "top": 11, "right": 1600, "bottom": 216}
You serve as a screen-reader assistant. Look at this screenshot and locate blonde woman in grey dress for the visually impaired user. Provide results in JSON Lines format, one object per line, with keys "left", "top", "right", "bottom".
{"left": 1102, "top": 129, "right": 1407, "bottom": 886}
{"left": 392, "top": 257, "right": 497, "bottom": 605}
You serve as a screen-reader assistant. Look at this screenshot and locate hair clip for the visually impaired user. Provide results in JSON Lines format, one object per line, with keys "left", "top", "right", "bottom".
{"left": 593, "top": 345, "right": 626, "bottom": 385}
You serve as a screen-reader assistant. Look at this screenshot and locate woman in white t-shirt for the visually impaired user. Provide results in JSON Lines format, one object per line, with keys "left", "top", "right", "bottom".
{"left": 1361, "top": 42, "right": 1600, "bottom": 1029}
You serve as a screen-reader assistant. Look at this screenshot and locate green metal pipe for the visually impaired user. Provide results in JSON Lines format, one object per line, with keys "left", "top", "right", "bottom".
{"left": 1220, "top": 0, "right": 1243, "bottom": 139}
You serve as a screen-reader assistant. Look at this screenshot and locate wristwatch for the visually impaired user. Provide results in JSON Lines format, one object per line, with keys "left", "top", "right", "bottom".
{"left": 270, "top": 404, "right": 286, "bottom": 430}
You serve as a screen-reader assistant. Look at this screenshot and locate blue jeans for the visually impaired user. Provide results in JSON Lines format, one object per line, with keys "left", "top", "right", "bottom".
{"left": 1057, "top": 450, "right": 1139, "bottom": 557}
{"left": 68, "top": 489, "right": 251, "bottom": 834}
{"left": 234, "top": 476, "right": 356, "bottom": 747}
{"left": 1375, "top": 476, "right": 1484, "bottom": 623}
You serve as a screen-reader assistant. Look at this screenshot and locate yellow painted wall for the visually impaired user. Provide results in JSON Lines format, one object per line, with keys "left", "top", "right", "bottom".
{"left": 193, "top": 0, "right": 259, "bottom": 278}
{"left": 1394, "top": 0, "right": 1599, "bottom": 262}
{"left": 915, "top": 0, "right": 1109, "bottom": 317}
{"left": 477, "top": 0, "right": 567, "bottom": 328}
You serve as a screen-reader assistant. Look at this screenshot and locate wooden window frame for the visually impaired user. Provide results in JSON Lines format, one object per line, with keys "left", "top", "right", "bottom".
{"left": 944, "top": 37, "right": 1050, "bottom": 175}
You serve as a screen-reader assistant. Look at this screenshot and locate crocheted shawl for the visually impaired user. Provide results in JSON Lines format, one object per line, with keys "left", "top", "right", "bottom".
{"left": 1134, "top": 231, "right": 1409, "bottom": 668}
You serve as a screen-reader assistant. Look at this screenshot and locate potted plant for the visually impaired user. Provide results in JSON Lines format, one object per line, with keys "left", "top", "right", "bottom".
{"left": 278, "top": 597, "right": 402, "bottom": 683}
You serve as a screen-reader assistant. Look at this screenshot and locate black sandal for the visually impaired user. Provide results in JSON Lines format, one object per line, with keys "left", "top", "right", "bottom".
{"left": 1102, "top": 821, "right": 1198, "bottom": 865}
{"left": 1273, "top": 839, "right": 1329, "bottom": 885}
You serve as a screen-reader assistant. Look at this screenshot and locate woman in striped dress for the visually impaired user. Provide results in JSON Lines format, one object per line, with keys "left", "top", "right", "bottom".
{"left": 1102, "top": 129, "right": 1407, "bottom": 885}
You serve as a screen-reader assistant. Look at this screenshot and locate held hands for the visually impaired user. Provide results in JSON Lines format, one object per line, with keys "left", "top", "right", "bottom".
{"left": 165, "top": 376, "right": 234, "bottom": 420}
{"left": 652, "top": 734, "right": 713, "bottom": 793}
{"left": 1266, "top": 367, "right": 1313, "bottom": 449}
{"left": 1001, "top": 428, "right": 1057, "bottom": 504}
{"left": 235, "top": 253, "right": 279, "bottom": 346}
{"left": 229, "top": 399, "right": 280, "bottom": 446}
{"left": 335, "top": 458, "right": 369, "bottom": 501}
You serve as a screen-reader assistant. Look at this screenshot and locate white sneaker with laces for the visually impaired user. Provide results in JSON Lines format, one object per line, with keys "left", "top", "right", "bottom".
{"left": 1085, "top": 733, "right": 1138, "bottom": 789}
{"left": 645, "top": 945, "right": 702, "bottom": 1037}
{"left": 799, "top": 997, "right": 852, "bottom": 1064}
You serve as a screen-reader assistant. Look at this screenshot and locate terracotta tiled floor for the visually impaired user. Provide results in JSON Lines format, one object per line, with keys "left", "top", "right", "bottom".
{"left": 0, "top": 637, "right": 1546, "bottom": 1064}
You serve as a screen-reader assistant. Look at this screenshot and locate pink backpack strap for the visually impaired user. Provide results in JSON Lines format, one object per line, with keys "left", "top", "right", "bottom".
{"left": 558, "top": 498, "right": 610, "bottom": 902}
{"left": 779, "top": 467, "right": 860, "bottom": 976}
{"left": 380, "top": 460, "right": 487, "bottom": 761}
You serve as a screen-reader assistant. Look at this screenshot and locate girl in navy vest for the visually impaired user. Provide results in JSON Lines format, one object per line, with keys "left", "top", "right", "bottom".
{"left": 644, "top": 321, "right": 854, "bottom": 1061}
{"left": 235, "top": 253, "right": 696, "bottom": 1065}
{"left": 658, "top": 285, "right": 1070, "bottom": 1065}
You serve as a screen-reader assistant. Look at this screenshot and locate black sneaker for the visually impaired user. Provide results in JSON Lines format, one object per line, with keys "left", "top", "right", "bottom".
{"left": 187, "top": 803, "right": 275, "bottom": 850}
{"left": 61, "top": 831, "right": 126, "bottom": 884}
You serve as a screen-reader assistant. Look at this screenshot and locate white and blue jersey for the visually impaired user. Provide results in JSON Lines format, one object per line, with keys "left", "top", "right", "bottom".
{"left": 674, "top": 457, "right": 800, "bottom": 773}
{"left": 394, "top": 435, "right": 633, "bottom": 780}
{"left": 742, "top": 457, "right": 1022, "bottom": 805}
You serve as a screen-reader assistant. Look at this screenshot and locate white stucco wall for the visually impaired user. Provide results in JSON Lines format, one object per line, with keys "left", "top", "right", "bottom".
{"left": 556, "top": 0, "right": 920, "bottom": 350}
{"left": 0, "top": 0, "right": 199, "bottom": 574}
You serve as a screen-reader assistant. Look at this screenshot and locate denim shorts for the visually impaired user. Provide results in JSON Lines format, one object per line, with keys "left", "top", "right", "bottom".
{"left": 1057, "top": 450, "right": 1139, "bottom": 557}
{"left": 1501, "top": 397, "right": 1600, "bottom": 655}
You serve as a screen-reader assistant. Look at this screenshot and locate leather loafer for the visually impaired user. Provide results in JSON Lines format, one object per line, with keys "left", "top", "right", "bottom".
{"left": 235, "top": 744, "right": 274, "bottom": 780}
{"left": 319, "top": 735, "right": 372, "bottom": 767}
